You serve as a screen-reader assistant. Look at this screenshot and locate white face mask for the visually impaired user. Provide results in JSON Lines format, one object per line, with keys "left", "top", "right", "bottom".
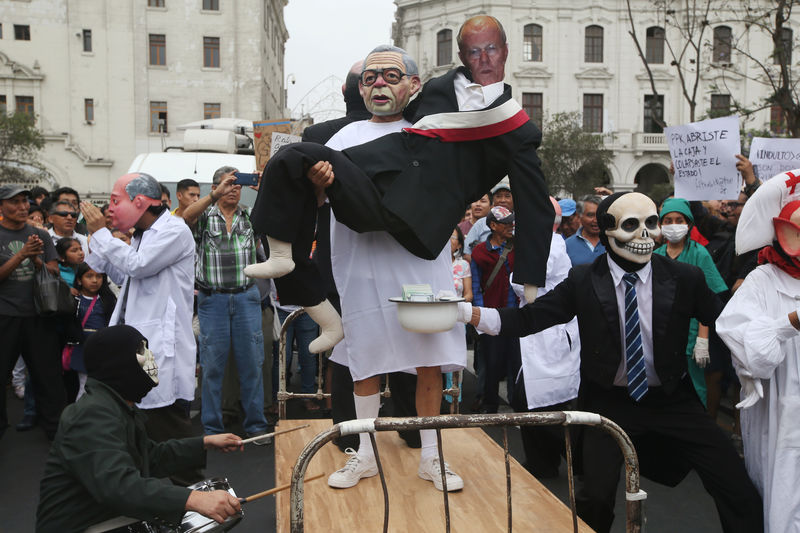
{"left": 661, "top": 224, "right": 689, "bottom": 243}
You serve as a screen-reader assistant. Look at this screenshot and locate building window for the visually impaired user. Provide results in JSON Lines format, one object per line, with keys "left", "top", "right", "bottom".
{"left": 14, "top": 25, "right": 31, "bottom": 41}
{"left": 437, "top": 29, "right": 452, "bottom": 66}
{"left": 0, "top": 95, "right": 6, "bottom": 114}
{"left": 643, "top": 95, "right": 664, "bottom": 133}
{"left": 82, "top": 29, "right": 92, "bottom": 52}
{"left": 713, "top": 26, "right": 732, "bottom": 63}
{"left": 149, "top": 34, "right": 166, "bottom": 66}
{"left": 16, "top": 96, "right": 34, "bottom": 116}
{"left": 583, "top": 94, "right": 603, "bottom": 132}
{"left": 645, "top": 26, "right": 665, "bottom": 64}
{"left": 150, "top": 101, "right": 168, "bottom": 132}
{"left": 523, "top": 24, "right": 543, "bottom": 62}
{"left": 148, "top": 0, "right": 165, "bottom": 7}
{"left": 203, "top": 0, "right": 219, "bottom": 10}
{"left": 710, "top": 94, "right": 731, "bottom": 117}
{"left": 522, "top": 93, "right": 543, "bottom": 128}
{"left": 84, "top": 99, "right": 94, "bottom": 122}
{"left": 770, "top": 105, "right": 787, "bottom": 134}
{"left": 204, "top": 36, "right": 220, "bottom": 68}
{"left": 204, "top": 103, "right": 221, "bottom": 119}
{"left": 774, "top": 27, "right": 793, "bottom": 65}
{"left": 585, "top": 25, "right": 603, "bottom": 63}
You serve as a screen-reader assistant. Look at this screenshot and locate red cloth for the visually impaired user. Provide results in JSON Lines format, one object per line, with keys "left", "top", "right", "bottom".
{"left": 690, "top": 226, "right": 708, "bottom": 246}
{"left": 471, "top": 241, "right": 515, "bottom": 308}
{"left": 758, "top": 245, "right": 800, "bottom": 279}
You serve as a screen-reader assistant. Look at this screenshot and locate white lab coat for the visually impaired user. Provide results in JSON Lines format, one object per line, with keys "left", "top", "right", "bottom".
{"left": 87, "top": 211, "right": 196, "bottom": 409}
{"left": 511, "top": 233, "right": 580, "bottom": 409}
{"left": 326, "top": 120, "right": 466, "bottom": 381}
{"left": 716, "top": 263, "right": 800, "bottom": 532}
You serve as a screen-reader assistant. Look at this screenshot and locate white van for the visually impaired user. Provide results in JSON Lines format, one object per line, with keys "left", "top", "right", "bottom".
{"left": 127, "top": 119, "right": 259, "bottom": 206}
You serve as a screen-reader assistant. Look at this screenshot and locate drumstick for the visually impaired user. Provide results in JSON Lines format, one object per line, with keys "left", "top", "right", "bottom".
{"left": 240, "top": 424, "right": 311, "bottom": 445}
{"left": 238, "top": 473, "right": 325, "bottom": 503}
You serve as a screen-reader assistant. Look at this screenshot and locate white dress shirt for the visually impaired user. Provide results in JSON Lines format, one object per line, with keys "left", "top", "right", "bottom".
{"left": 49, "top": 228, "right": 89, "bottom": 256}
{"left": 607, "top": 256, "right": 661, "bottom": 386}
{"left": 453, "top": 72, "right": 504, "bottom": 111}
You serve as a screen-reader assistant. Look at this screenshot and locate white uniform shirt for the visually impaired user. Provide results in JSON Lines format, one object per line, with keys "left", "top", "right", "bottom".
{"left": 326, "top": 120, "right": 466, "bottom": 380}
{"left": 717, "top": 264, "right": 800, "bottom": 532}
{"left": 512, "top": 233, "right": 580, "bottom": 409}
{"left": 86, "top": 211, "right": 196, "bottom": 409}
{"left": 607, "top": 257, "right": 660, "bottom": 387}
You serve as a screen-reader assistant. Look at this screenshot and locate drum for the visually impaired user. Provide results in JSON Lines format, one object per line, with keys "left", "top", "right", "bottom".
{"left": 92, "top": 477, "right": 243, "bottom": 533}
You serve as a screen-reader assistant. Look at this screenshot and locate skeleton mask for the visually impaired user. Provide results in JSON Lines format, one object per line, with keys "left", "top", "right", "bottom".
{"left": 604, "top": 193, "right": 660, "bottom": 264}
{"left": 136, "top": 339, "right": 159, "bottom": 385}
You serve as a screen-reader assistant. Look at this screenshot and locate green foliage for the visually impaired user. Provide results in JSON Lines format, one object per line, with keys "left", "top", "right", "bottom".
{"left": 0, "top": 112, "right": 45, "bottom": 181}
{"left": 538, "top": 112, "right": 614, "bottom": 198}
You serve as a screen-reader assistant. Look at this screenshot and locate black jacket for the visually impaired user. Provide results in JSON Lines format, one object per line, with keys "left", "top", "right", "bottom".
{"left": 498, "top": 254, "right": 723, "bottom": 394}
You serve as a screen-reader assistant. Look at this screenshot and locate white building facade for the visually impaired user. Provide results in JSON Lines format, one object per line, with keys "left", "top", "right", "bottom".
{"left": 393, "top": 0, "right": 792, "bottom": 194}
{"left": 0, "top": 0, "right": 287, "bottom": 195}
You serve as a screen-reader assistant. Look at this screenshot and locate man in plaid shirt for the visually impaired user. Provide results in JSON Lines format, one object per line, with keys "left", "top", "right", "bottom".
{"left": 181, "top": 166, "right": 270, "bottom": 442}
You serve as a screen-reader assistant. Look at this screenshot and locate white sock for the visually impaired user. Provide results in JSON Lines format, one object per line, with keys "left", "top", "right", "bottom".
{"left": 353, "top": 392, "right": 380, "bottom": 459}
{"left": 420, "top": 429, "right": 438, "bottom": 462}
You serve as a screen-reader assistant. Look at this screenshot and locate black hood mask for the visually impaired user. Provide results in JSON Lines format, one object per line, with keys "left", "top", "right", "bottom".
{"left": 84, "top": 325, "right": 157, "bottom": 403}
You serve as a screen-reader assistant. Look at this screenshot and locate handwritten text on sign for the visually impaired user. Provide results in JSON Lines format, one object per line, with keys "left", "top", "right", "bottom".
{"left": 749, "top": 137, "right": 800, "bottom": 180}
{"left": 665, "top": 115, "right": 741, "bottom": 200}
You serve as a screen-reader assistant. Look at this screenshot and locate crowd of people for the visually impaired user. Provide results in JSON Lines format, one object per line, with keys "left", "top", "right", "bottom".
{"left": 1, "top": 12, "right": 796, "bottom": 533}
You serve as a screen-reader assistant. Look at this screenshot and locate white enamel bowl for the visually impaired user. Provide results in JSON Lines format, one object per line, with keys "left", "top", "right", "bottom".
{"left": 389, "top": 297, "right": 465, "bottom": 333}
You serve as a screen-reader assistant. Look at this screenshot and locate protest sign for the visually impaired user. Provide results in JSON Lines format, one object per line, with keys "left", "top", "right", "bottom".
{"left": 749, "top": 137, "right": 800, "bottom": 180}
{"left": 253, "top": 119, "right": 292, "bottom": 171}
{"left": 270, "top": 132, "right": 301, "bottom": 158}
{"left": 665, "top": 115, "right": 741, "bottom": 200}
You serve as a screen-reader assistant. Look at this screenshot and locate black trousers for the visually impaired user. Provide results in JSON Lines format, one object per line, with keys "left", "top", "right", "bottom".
{"left": 510, "top": 373, "right": 574, "bottom": 478}
{"left": 576, "top": 379, "right": 763, "bottom": 533}
{"left": 479, "top": 334, "right": 521, "bottom": 413}
{"left": 144, "top": 400, "right": 204, "bottom": 486}
{"left": 251, "top": 129, "right": 553, "bottom": 306}
{"left": 0, "top": 315, "right": 66, "bottom": 439}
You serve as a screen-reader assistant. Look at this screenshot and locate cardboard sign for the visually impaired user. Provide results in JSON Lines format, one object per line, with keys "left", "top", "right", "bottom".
{"left": 253, "top": 119, "right": 292, "bottom": 171}
{"left": 270, "top": 132, "right": 301, "bottom": 158}
{"left": 749, "top": 137, "right": 800, "bottom": 181}
{"left": 665, "top": 115, "right": 741, "bottom": 200}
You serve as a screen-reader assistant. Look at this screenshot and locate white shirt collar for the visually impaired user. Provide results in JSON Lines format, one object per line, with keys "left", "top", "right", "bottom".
{"left": 607, "top": 255, "right": 652, "bottom": 287}
{"left": 454, "top": 72, "right": 504, "bottom": 110}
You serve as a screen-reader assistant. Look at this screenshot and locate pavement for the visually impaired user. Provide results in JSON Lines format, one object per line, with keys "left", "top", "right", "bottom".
{"left": 1, "top": 356, "right": 735, "bottom": 533}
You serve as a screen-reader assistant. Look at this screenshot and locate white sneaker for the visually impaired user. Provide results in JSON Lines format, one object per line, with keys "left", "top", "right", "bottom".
{"left": 418, "top": 456, "right": 464, "bottom": 492}
{"left": 327, "top": 448, "right": 378, "bottom": 489}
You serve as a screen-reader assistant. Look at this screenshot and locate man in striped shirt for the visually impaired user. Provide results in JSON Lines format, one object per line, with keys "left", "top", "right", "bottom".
{"left": 181, "top": 166, "right": 270, "bottom": 442}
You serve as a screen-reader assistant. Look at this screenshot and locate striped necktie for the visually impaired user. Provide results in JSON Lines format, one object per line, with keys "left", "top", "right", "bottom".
{"left": 623, "top": 272, "right": 648, "bottom": 401}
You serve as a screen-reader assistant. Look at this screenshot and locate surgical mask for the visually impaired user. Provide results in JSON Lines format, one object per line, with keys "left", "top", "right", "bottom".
{"left": 661, "top": 224, "right": 689, "bottom": 243}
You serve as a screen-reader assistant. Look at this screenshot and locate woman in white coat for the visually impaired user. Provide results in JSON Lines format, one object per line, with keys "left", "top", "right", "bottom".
{"left": 717, "top": 172, "right": 800, "bottom": 532}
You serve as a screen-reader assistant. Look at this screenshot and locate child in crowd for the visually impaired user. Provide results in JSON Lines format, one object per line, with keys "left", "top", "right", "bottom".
{"left": 67, "top": 262, "right": 117, "bottom": 398}
{"left": 55, "top": 237, "right": 85, "bottom": 293}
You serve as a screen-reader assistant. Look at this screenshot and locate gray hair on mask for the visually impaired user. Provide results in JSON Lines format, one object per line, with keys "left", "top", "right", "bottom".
{"left": 213, "top": 166, "right": 238, "bottom": 185}
{"left": 363, "top": 45, "right": 418, "bottom": 77}
{"left": 124, "top": 173, "right": 161, "bottom": 201}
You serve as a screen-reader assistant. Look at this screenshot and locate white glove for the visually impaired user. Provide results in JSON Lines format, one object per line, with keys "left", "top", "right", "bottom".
{"left": 523, "top": 284, "right": 538, "bottom": 304}
{"left": 736, "top": 371, "right": 764, "bottom": 409}
{"left": 692, "top": 337, "right": 710, "bottom": 368}
{"left": 457, "top": 302, "right": 473, "bottom": 324}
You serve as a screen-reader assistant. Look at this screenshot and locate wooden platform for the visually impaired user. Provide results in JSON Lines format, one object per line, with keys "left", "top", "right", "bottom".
{"left": 274, "top": 419, "right": 593, "bottom": 532}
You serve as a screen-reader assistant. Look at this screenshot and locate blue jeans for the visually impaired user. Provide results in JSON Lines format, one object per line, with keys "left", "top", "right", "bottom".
{"left": 276, "top": 309, "right": 319, "bottom": 394}
{"left": 198, "top": 286, "right": 268, "bottom": 435}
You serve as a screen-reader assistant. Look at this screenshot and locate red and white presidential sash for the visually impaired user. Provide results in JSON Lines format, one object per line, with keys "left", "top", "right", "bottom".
{"left": 403, "top": 98, "right": 529, "bottom": 142}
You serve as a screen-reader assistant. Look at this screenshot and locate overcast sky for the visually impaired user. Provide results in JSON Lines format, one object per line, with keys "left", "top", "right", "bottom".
{"left": 283, "top": 0, "right": 396, "bottom": 119}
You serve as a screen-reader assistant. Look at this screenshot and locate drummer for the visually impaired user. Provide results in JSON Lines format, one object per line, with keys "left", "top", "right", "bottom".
{"left": 36, "top": 325, "right": 244, "bottom": 533}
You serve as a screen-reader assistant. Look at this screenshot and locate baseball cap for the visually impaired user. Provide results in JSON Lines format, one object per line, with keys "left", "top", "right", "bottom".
{"left": 0, "top": 185, "right": 31, "bottom": 201}
{"left": 558, "top": 198, "right": 576, "bottom": 217}
{"left": 487, "top": 205, "right": 514, "bottom": 225}
{"left": 491, "top": 178, "right": 511, "bottom": 195}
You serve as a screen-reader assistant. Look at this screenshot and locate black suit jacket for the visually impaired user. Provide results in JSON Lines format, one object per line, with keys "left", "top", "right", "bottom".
{"left": 498, "top": 254, "right": 723, "bottom": 394}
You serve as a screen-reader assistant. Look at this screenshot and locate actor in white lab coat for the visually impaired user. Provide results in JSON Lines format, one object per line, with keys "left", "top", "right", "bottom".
{"left": 717, "top": 171, "right": 800, "bottom": 532}
{"left": 81, "top": 172, "right": 199, "bottom": 483}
